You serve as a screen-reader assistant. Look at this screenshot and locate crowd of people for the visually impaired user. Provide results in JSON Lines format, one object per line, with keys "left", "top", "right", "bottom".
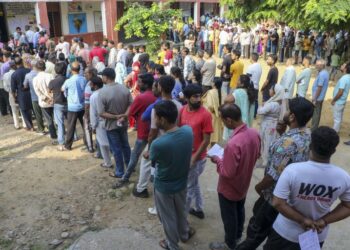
{"left": 0, "top": 20, "right": 350, "bottom": 250}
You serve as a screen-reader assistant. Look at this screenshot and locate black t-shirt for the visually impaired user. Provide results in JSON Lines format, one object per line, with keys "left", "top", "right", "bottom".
{"left": 48, "top": 75, "right": 67, "bottom": 105}
{"left": 271, "top": 33, "right": 279, "bottom": 46}
{"left": 266, "top": 66, "right": 278, "bottom": 90}
{"left": 125, "top": 52, "right": 134, "bottom": 68}
{"left": 221, "top": 53, "right": 233, "bottom": 81}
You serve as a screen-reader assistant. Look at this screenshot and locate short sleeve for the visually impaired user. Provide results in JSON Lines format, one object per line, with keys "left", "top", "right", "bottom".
{"left": 150, "top": 108, "right": 157, "bottom": 129}
{"left": 273, "top": 166, "right": 293, "bottom": 200}
{"left": 318, "top": 73, "right": 326, "bottom": 87}
{"left": 338, "top": 78, "right": 346, "bottom": 90}
{"left": 201, "top": 110, "right": 214, "bottom": 134}
{"left": 339, "top": 175, "right": 350, "bottom": 202}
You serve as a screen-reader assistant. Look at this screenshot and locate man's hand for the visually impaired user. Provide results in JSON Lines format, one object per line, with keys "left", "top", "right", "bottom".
{"left": 331, "top": 100, "right": 335, "bottom": 106}
{"left": 314, "top": 219, "right": 327, "bottom": 233}
{"left": 300, "top": 218, "right": 316, "bottom": 231}
{"left": 190, "top": 156, "right": 198, "bottom": 168}
{"left": 143, "top": 151, "right": 150, "bottom": 159}
{"left": 255, "top": 183, "right": 264, "bottom": 196}
{"left": 208, "top": 156, "right": 220, "bottom": 164}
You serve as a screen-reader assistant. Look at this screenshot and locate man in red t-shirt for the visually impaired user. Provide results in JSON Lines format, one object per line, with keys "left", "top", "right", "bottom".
{"left": 113, "top": 73, "right": 157, "bottom": 188}
{"left": 89, "top": 41, "right": 108, "bottom": 63}
{"left": 179, "top": 84, "right": 213, "bottom": 219}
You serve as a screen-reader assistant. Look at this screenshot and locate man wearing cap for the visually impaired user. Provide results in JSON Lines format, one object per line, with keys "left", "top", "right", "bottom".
{"left": 98, "top": 68, "right": 133, "bottom": 178}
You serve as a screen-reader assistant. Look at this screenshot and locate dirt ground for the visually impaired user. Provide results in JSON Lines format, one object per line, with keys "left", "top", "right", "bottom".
{"left": 1, "top": 58, "right": 350, "bottom": 250}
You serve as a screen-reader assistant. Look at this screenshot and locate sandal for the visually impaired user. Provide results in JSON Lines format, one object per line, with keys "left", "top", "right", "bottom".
{"left": 109, "top": 172, "right": 123, "bottom": 178}
{"left": 159, "top": 239, "right": 170, "bottom": 250}
{"left": 182, "top": 227, "right": 196, "bottom": 243}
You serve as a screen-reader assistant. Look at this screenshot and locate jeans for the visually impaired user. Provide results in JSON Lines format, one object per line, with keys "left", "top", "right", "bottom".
{"left": 54, "top": 104, "right": 66, "bottom": 145}
{"left": 219, "top": 44, "right": 225, "bottom": 58}
{"left": 83, "top": 115, "right": 94, "bottom": 151}
{"left": 264, "top": 229, "right": 324, "bottom": 250}
{"left": 123, "top": 139, "right": 147, "bottom": 181}
{"left": 236, "top": 196, "right": 278, "bottom": 250}
{"left": 106, "top": 127, "right": 131, "bottom": 177}
{"left": 32, "top": 101, "right": 45, "bottom": 132}
{"left": 221, "top": 81, "right": 231, "bottom": 104}
{"left": 219, "top": 193, "right": 246, "bottom": 249}
{"left": 254, "top": 89, "right": 259, "bottom": 118}
{"left": 311, "top": 101, "right": 323, "bottom": 132}
{"left": 333, "top": 104, "right": 345, "bottom": 133}
{"left": 186, "top": 159, "right": 206, "bottom": 212}
{"left": 271, "top": 44, "right": 277, "bottom": 55}
{"left": 279, "top": 48, "right": 285, "bottom": 62}
{"left": 41, "top": 107, "right": 57, "bottom": 139}
{"left": 301, "top": 50, "right": 308, "bottom": 61}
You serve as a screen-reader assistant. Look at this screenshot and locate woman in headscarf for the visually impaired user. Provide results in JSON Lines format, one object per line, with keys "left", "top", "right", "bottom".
{"left": 256, "top": 84, "right": 284, "bottom": 168}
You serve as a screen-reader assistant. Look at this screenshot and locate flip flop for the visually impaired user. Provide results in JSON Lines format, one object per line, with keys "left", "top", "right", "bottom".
{"left": 159, "top": 239, "right": 170, "bottom": 250}
{"left": 109, "top": 172, "right": 122, "bottom": 178}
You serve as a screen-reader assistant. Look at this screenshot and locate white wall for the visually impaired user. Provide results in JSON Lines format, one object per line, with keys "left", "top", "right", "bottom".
{"left": 60, "top": 1, "right": 101, "bottom": 35}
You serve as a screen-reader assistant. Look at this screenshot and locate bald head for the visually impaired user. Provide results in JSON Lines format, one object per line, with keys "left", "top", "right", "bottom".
{"left": 71, "top": 61, "right": 80, "bottom": 74}
{"left": 316, "top": 59, "right": 326, "bottom": 71}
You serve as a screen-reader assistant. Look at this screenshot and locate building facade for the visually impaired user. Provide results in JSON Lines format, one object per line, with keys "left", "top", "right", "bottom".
{"left": 0, "top": 0, "right": 222, "bottom": 44}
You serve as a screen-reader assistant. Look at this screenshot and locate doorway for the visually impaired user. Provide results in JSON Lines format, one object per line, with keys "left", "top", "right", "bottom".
{"left": 47, "top": 2, "right": 62, "bottom": 38}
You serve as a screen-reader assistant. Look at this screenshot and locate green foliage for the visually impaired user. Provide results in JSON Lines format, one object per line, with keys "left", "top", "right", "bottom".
{"left": 221, "top": 0, "right": 350, "bottom": 30}
{"left": 115, "top": 1, "right": 182, "bottom": 54}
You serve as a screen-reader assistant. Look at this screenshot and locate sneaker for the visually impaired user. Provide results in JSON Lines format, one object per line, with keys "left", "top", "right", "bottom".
{"left": 344, "top": 141, "right": 350, "bottom": 146}
{"left": 148, "top": 207, "right": 157, "bottom": 215}
{"left": 112, "top": 179, "right": 129, "bottom": 189}
{"left": 189, "top": 208, "right": 205, "bottom": 219}
{"left": 36, "top": 131, "right": 47, "bottom": 136}
{"left": 51, "top": 140, "right": 58, "bottom": 145}
{"left": 132, "top": 188, "right": 149, "bottom": 198}
{"left": 209, "top": 242, "right": 232, "bottom": 250}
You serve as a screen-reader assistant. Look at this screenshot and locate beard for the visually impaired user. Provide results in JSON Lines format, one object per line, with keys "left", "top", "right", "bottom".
{"left": 189, "top": 102, "right": 201, "bottom": 110}
{"left": 283, "top": 114, "right": 290, "bottom": 126}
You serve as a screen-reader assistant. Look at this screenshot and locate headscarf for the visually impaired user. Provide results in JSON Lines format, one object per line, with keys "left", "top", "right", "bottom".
{"left": 266, "top": 84, "right": 284, "bottom": 104}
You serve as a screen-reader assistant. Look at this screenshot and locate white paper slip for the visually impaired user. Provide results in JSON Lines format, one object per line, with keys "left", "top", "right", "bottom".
{"left": 298, "top": 230, "right": 321, "bottom": 250}
{"left": 207, "top": 144, "right": 224, "bottom": 158}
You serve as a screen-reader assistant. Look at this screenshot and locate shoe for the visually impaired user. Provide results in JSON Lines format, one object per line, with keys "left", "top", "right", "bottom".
{"left": 209, "top": 242, "right": 232, "bottom": 250}
{"left": 132, "top": 188, "right": 149, "bottom": 198}
{"left": 51, "top": 140, "right": 58, "bottom": 145}
{"left": 344, "top": 141, "right": 350, "bottom": 146}
{"left": 148, "top": 207, "right": 157, "bottom": 215}
{"left": 88, "top": 148, "right": 95, "bottom": 153}
{"left": 100, "top": 163, "right": 113, "bottom": 169}
{"left": 189, "top": 208, "right": 205, "bottom": 219}
{"left": 36, "top": 131, "right": 47, "bottom": 136}
{"left": 112, "top": 179, "right": 129, "bottom": 189}
{"left": 57, "top": 145, "right": 70, "bottom": 151}
{"left": 93, "top": 154, "right": 103, "bottom": 159}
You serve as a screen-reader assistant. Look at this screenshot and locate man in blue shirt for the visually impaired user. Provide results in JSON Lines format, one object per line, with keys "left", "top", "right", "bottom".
{"left": 311, "top": 59, "right": 329, "bottom": 131}
{"left": 60, "top": 61, "right": 87, "bottom": 151}
{"left": 332, "top": 62, "right": 350, "bottom": 134}
{"left": 150, "top": 100, "right": 195, "bottom": 250}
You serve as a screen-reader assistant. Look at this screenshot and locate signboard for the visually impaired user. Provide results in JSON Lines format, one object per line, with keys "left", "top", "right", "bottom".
{"left": 68, "top": 13, "right": 87, "bottom": 34}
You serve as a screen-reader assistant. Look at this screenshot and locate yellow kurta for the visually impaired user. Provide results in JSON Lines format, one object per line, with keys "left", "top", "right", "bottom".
{"left": 202, "top": 89, "right": 223, "bottom": 144}
{"left": 230, "top": 60, "right": 244, "bottom": 89}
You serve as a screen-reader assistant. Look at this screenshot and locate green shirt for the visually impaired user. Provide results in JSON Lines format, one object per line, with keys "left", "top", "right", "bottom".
{"left": 150, "top": 126, "right": 193, "bottom": 194}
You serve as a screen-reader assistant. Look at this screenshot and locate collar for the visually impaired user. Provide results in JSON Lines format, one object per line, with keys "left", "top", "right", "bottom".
{"left": 232, "top": 123, "right": 247, "bottom": 136}
{"left": 284, "top": 127, "right": 308, "bottom": 136}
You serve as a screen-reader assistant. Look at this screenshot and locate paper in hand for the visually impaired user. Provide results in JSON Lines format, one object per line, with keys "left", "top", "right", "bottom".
{"left": 207, "top": 144, "right": 224, "bottom": 158}
{"left": 298, "top": 230, "right": 321, "bottom": 250}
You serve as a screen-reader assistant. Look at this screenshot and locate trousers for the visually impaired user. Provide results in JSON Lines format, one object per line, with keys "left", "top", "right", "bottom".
{"left": 154, "top": 188, "right": 189, "bottom": 250}
{"left": 333, "top": 104, "right": 345, "bottom": 133}
{"left": 32, "top": 101, "right": 45, "bottom": 132}
{"left": 311, "top": 101, "right": 323, "bottom": 132}
{"left": 136, "top": 150, "right": 152, "bottom": 192}
{"left": 186, "top": 159, "right": 206, "bottom": 212}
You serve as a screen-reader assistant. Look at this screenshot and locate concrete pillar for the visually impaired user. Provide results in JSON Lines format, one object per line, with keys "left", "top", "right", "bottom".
{"left": 104, "top": 0, "right": 118, "bottom": 41}
{"left": 220, "top": 5, "right": 225, "bottom": 18}
{"left": 101, "top": 1, "right": 107, "bottom": 37}
{"left": 35, "top": 2, "right": 50, "bottom": 35}
{"left": 195, "top": 0, "right": 201, "bottom": 26}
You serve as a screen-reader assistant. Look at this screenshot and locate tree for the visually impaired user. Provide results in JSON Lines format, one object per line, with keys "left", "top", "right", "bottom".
{"left": 221, "top": 0, "right": 350, "bottom": 30}
{"left": 115, "top": 1, "right": 182, "bottom": 54}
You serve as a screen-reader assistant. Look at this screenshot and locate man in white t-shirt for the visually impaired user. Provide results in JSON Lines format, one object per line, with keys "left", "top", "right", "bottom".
{"left": 55, "top": 36, "right": 70, "bottom": 59}
{"left": 263, "top": 126, "right": 350, "bottom": 250}
{"left": 219, "top": 28, "right": 229, "bottom": 58}
{"left": 246, "top": 52, "right": 262, "bottom": 118}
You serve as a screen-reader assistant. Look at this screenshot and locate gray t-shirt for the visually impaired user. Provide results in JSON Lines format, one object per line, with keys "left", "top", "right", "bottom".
{"left": 273, "top": 160, "right": 350, "bottom": 243}
{"left": 97, "top": 83, "right": 133, "bottom": 131}
{"left": 201, "top": 58, "right": 216, "bottom": 86}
